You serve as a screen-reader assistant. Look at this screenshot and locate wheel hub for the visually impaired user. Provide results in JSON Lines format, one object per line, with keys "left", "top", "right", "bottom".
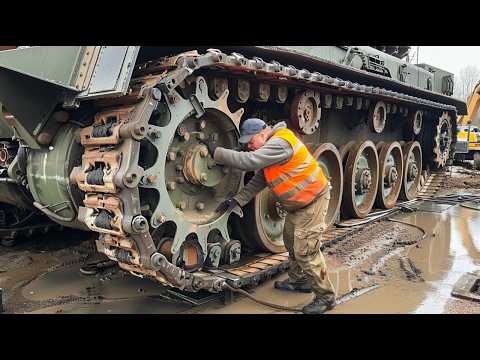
{"left": 400, "top": 141, "right": 422, "bottom": 201}
{"left": 407, "top": 162, "right": 418, "bottom": 181}
{"left": 183, "top": 144, "right": 224, "bottom": 187}
{"left": 265, "top": 192, "right": 287, "bottom": 221}
{"left": 342, "top": 140, "right": 379, "bottom": 219}
{"left": 385, "top": 166, "right": 398, "bottom": 187}
{"left": 356, "top": 168, "right": 372, "bottom": 194}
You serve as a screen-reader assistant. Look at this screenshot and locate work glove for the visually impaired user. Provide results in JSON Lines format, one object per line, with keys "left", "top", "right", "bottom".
{"left": 199, "top": 139, "right": 218, "bottom": 157}
{"left": 215, "top": 198, "right": 239, "bottom": 213}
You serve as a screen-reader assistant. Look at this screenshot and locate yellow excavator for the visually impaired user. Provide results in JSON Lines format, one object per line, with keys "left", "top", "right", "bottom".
{"left": 455, "top": 82, "right": 480, "bottom": 169}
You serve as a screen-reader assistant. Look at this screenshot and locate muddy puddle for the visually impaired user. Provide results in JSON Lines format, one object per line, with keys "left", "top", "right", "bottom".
{"left": 2, "top": 189, "right": 480, "bottom": 314}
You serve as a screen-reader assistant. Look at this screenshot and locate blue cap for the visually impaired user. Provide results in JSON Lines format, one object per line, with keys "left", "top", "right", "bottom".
{"left": 239, "top": 118, "right": 267, "bottom": 144}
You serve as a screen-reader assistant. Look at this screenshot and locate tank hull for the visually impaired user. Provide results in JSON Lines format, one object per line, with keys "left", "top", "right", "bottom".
{"left": 0, "top": 46, "right": 466, "bottom": 291}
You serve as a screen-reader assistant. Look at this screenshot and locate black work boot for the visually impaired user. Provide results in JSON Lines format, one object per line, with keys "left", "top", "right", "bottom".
{"left": 302, "top": 295, "right": 336, "bottom": 314}
{"left": 274, "top": 278, "right": 313, "bottom": 293}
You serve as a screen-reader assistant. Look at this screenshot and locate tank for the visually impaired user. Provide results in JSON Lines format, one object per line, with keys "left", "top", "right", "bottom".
{"left": 0, "top": 46, "right": 467, "bottom": 291}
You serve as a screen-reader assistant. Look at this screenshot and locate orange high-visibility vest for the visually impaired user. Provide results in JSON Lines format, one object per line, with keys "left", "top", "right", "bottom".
{"left": 263, "top": 128, "right": 328, "bottom": 210}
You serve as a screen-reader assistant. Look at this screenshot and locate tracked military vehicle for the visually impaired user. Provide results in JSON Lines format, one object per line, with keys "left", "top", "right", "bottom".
{"left": 0, "top": 46, "right": 467, "bottom": 292}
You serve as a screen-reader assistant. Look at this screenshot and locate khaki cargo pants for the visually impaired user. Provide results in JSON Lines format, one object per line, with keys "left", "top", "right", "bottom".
{"left": 283, "top": 190, "right": 336, "bottom": 299}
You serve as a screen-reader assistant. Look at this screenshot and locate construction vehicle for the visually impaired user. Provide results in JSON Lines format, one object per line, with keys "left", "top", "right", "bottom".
{"left": 0, "top": 46, "right": 467, "bottom": 292}
{"left": 455, "top": 82, "right": 480, "bottom": 168}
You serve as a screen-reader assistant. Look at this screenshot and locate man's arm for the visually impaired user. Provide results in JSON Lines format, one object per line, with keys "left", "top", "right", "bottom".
{"left": 233, "top": 171, "right": 268, "bottom": 207}
{"left": 214, "top": 138, "right": 292, "bottom": 171}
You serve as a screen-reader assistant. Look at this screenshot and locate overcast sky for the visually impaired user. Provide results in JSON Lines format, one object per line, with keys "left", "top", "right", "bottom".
{"left": 412, "top": 46, "right": 480, "bottom": 77}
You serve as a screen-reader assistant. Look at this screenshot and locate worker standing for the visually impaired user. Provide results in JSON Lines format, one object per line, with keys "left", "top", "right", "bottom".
{"left": 202, "top": 118, "right": 336, "bottom": 314}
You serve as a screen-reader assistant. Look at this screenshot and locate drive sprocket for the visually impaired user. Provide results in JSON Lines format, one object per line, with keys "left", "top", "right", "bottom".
{"left": 432, "top": 112, "right": 453, "bottom": 169}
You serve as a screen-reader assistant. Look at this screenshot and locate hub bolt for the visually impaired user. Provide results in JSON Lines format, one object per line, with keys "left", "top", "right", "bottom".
{"left": 134, "top": 125, "right": 146, "bottom": 136}
{"left": 200, "top": 147, "right": 209, "bottom": 158}
{"left": 146, "top": 175, "right": 157, "bottom": 184}
{"left": 167, "top": 152, "right": 177, "bottom": 161}
{"left": 178, "top": 201, "right": 187, "bottom": 210}
{"left": 200, "top": 173, "right": 208, "bottom": 182}
{"left": 182, "top": 132, "right": 190, "bottom": 142}
{"left": 196, "top": 202, "right": 205, "bottom": 211}
{"left": 152, "top": 213, "right": 166, "bottom": 227}
{"left": 167, "top": 182, "right": 176, "bottom": 191}
{"left": 177, "top": 125, "right": 186, "bottom": 135}
{"left": 148, "top": 129, "right": 161, "bottom": 139}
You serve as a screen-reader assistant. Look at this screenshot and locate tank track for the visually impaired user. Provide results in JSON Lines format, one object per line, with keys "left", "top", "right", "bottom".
{"left": 139, "top": 49, "right": 456, "bottom": 112}
{"left": 71, "top": 49, "right": 457, "bottom": 292}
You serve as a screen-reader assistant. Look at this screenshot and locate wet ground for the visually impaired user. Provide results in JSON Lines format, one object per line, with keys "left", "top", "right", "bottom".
{"left": 1, "top": 165, "right": 480, "bottom": 314}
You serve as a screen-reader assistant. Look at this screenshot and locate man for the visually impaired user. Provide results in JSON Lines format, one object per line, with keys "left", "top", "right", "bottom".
{"left": 202, "top": 118, "right": 336, "bottom": 314}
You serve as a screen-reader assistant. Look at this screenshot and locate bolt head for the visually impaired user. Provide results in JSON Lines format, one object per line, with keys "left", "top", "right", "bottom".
{"left": 196, "top": 202, "right": 205, "bottom": 211}
{"left": 148, "top": 129, "right": 160, "bottom": 139}
{"left": 200, "top": 147, "right": 209, "bottom": 158}
{"left": 132, "top": 216, "right": 148, "bottom": 233}
{"left": 134, "top": 125, "right": 146, "bottom": 136}
{"left": 178, "top": 201, "right": 187, "bottom": 210}
{"left": 147, "top": 175, "right": 157, "bottom": 184}
{"left": 125, "top": 173, "right": 137, "bottom": 183}
{"left": 151, "top": 87, "right": 162, "bottom": 101}
{"left": 167, "top": 182, "right": 176, "bottom": 191}
{"left": 167, "top": 152, "right": 176, "bottom": 161}
{"left": 200, "top": 173, "right": 208, "bottom": 182}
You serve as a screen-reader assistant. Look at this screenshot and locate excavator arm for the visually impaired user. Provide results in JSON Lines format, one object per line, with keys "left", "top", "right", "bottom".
{"left": 458, "top": 82, "right": 480, "bottom": 126}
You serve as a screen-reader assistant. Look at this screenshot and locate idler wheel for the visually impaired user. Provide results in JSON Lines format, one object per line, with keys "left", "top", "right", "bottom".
{"left": 399, "top": 141, "right": 422, "bottom": 201}
{"left": 342, "top": 140, "right": 379, "bottom": 219}
{"left": 312, "top": 143, "right": 343, "bottom": 228}
{"left": 375, "top": 142, "right": 404, "bottom": 209}
{"left": 290, "top": 90, "right": 321, "bottom": 135}
{"left": 408, "top": 110, "right": 423, "bottom": 136}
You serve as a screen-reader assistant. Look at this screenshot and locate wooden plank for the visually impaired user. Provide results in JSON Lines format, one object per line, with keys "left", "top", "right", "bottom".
{"left": 259, "top": 258, "right": 282, "bottom": 266}
{"left": 249, "top": 262, "right": 270, "bottom": 270}
{"left": 227, "top": 269, "right": 250, "bottom": 277}
{"left": 269, "top": 255, "right": 289, "bottom": 261}
{"left": 239, "top": 267, "right": 260, "bottom": 274}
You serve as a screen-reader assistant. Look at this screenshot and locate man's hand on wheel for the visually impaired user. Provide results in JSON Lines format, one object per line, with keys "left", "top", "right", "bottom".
{"left": 215, "top": 198, "right": 239, "bottom": 213}
{"left": 199, "top": 139, "right": 218, "bottom": 157}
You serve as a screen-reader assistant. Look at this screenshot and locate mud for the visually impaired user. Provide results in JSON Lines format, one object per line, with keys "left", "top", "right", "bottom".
{"left": 439, "top": 165, "right": 480, "bottom": 195}
{"left": 1, "top": 166, "right": 480, "bottom": 314}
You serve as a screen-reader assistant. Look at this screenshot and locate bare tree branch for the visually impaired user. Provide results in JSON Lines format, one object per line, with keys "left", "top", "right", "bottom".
{"left": 454, "top": 65, "right": 480, "bottom": 101}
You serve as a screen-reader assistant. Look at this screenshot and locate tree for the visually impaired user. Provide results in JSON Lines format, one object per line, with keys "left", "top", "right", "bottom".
{"left": 454, "top": 65, "right": 480, "bottom": 101}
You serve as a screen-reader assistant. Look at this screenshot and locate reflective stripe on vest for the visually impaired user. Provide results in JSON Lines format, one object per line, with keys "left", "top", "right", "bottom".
{"left": 263, "top": 128, "right": 328, "bottom": 209}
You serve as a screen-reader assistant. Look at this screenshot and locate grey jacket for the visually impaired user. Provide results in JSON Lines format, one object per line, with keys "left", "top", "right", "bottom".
{"left": 214, "top": 122, "right": 293, "bottom": 207}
